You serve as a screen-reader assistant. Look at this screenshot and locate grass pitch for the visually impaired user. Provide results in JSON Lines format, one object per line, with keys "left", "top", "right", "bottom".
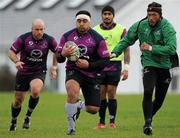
{"left": 0, "top": 92, "right": 180, "bottom": 138}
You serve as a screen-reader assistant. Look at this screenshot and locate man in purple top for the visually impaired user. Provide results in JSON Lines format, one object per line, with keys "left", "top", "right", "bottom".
{"left": 51, "top": 10, "right": 110, "bottom": 135}
{"left": 8, "top": 18, "right": 58, "bottom": 131}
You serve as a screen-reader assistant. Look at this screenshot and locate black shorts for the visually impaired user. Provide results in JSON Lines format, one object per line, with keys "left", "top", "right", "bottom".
{"left": 101, "top": 70, "right": 121, "bottom": 86}
{"left": 101, "top": 61, "right": 122, "bottom": 86}
{"left": 66, "top": 70, "right": 101, "bottom": 107}
{"left": 15, "top": 71, "right": 46, "bottom": 91}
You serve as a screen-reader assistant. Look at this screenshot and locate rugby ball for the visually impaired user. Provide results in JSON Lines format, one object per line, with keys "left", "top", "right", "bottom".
{"left": 65, "top": 41, "right": 80, "bottom": 61}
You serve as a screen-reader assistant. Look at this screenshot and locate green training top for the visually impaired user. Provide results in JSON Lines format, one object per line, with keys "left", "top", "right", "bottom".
{"left": 112, "top": 18, "right": 177, "bottom": 69}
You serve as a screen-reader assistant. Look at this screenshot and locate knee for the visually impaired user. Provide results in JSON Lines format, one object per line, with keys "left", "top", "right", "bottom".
{"left": 31, "top": 87, "right": 41, "bottom": 98}
{"left": 144, "top": 85, "right": 154, "bottom": 94}
{"left": 143, "top": 92, "right": 153, "bottom": 101}
{"left": 144, "top": 86, "right": 153, "bottom": 98}
{"left": 107, "top": 88, "right": 116, "bottom": 99}
{"left": 100, "top": 91, "right": 107, "bottom": 99}
{"left": 66, "top": 85, "right": 80, "bottom": 103}
{"left": 30, "top": 79, "right": 43, "bottom": 97}
{"left": 108, "top": 93, "right": 116, "bottom": 99}
{"left": 67, "top": 93, "right": 78, "bottom": 103}
{"left": 31, "top": 91, "right": 40, "bottom": 98}
{"left": 14, "top": 97, "right": 23, "bottom": 107}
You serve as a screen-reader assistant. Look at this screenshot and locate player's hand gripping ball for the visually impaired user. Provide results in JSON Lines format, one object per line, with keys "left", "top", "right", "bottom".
{"left": 65, "top": 41, "right": 80, "bottom": 62}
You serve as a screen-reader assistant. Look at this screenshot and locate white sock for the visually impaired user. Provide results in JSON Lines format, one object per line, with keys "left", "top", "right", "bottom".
{"left": 65, "top": 103, "right": 78, "bottom": 131}
{"left": 77, "top": 100, "right": 86, "bottom": 111}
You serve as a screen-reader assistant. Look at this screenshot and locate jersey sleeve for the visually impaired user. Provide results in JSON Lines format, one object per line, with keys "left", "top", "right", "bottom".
{"left": 97, "top": 39, "right": 110, "bottom": 58}
{"left": 49, "top": 37, "right": 58, "bottom": 53}
{"left": 58, "top": 35, "right": 66, "bottom": 53}
{"left": 112, "top": 22, "right": 139, "bottom": 56}
{"left": 10, "top": 37, "right": 24, "bottom": 54}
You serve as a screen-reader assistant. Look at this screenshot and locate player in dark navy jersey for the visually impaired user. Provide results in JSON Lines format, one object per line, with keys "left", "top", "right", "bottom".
{"left": 50, "top": 10, "right": 110, "bottom": 135}
{"left": 8, "top": 18, "right": 58, "bottom": 131}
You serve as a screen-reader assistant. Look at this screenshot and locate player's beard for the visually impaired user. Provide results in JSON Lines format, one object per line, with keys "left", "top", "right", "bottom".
{"left": 103, "top": 18, "right": 113, "bottom": 26}
{"left": 148, "top": 20, "right": 156, "bottom": 27}
{"left": 148, "top": 18, "right": 161, "bottom": 27}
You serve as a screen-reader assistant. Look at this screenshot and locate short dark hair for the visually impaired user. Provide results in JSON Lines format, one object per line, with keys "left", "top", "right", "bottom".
{"left": 75, "top": 10, "right": 91, "bottom": 18}
{"left": 102, "top": 5, "right": 115, "bottom": 16}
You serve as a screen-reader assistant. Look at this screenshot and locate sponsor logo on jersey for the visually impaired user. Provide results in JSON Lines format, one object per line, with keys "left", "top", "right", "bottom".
{"left": 27, "top": 49, "right": 43, "bottom": 62}
{"left": 78, "top": 45, "right": 87, "bottom": 55}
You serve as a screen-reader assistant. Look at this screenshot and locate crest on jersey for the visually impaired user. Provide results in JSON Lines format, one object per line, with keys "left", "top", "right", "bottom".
{"left": 28, "top": 41, "right": 34, "bottom": 46}
{"left": 74, "top": 36, "right": 78, "bottom": 41}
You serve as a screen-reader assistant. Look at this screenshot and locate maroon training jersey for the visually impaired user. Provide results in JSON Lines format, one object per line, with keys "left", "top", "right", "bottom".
{"left": 10, "top": 32, "right": 58, "bottom": 74}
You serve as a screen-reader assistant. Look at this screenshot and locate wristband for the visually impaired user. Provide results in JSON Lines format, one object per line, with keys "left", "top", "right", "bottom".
{"left": 110, "top": 53, "right": 117, "bottom": 58}
{"left": 148, "top": 46, "right": 152, "bottom": 51}
{"left": 124, "top": 64, "right": 129, "bottom": 71}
